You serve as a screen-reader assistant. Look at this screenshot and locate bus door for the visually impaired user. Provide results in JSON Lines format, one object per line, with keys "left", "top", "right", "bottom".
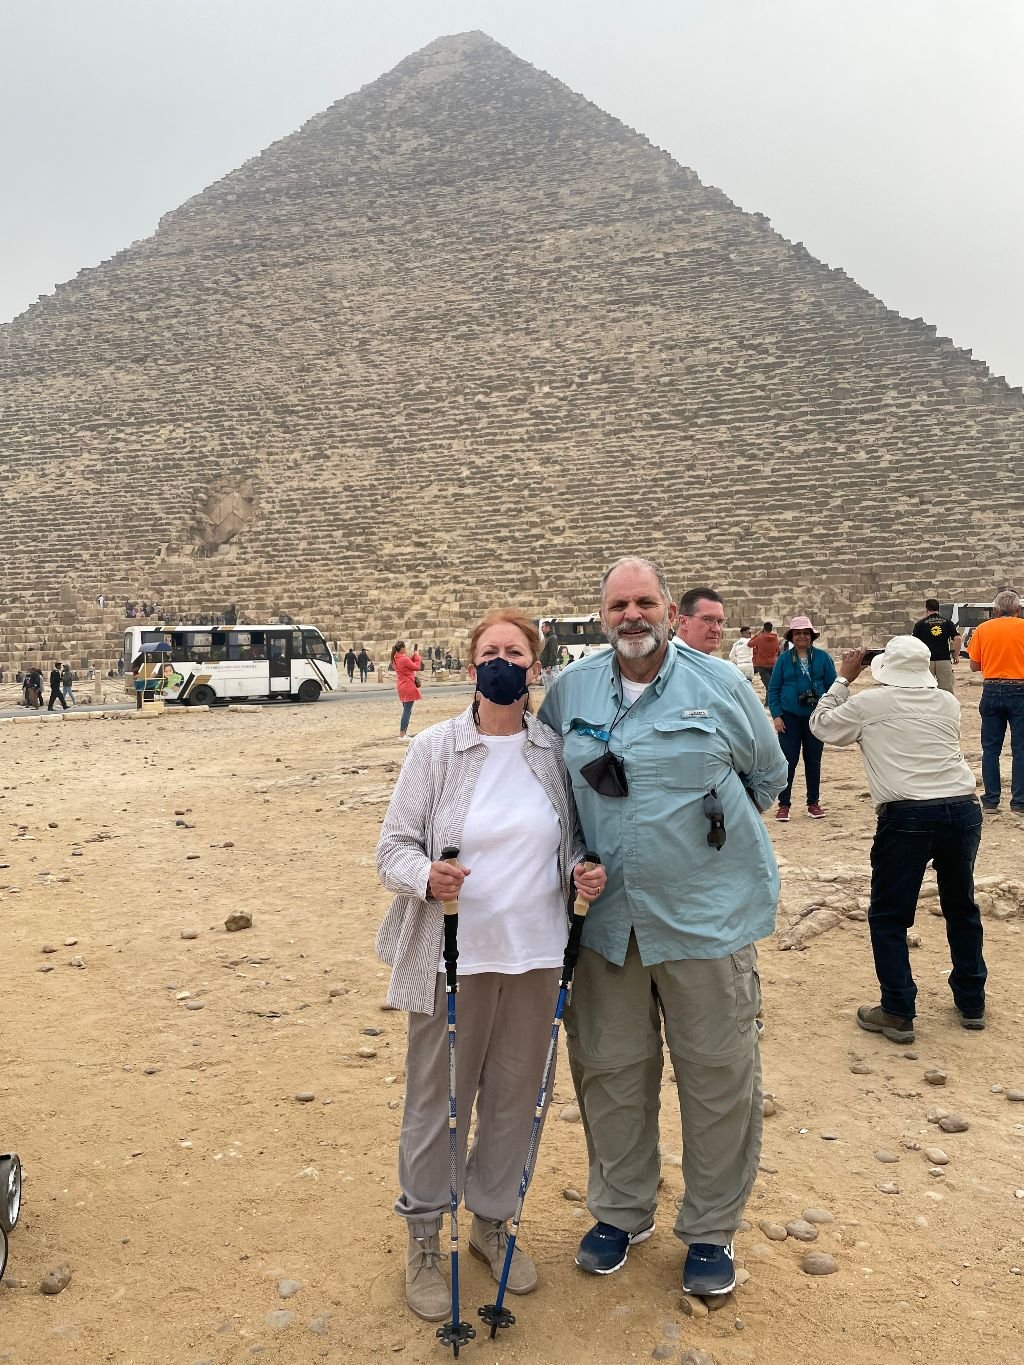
{"left": 268, "top": 633, "right": 291, "bottom": 693}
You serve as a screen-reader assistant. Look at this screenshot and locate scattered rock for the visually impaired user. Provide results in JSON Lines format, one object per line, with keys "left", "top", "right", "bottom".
{"left": 356, "top": 1046, "right": 377, "bottom": 1059}
{"left": 37, "top": 964, "right": 54, "bottom": 973}
{"left": 40, "top": 1265, "right": 72, "bottom": 1295}
{"left": 361, "top": 1027, "right": 382, "bottom": 1036}
{"left": 680, "top": 1294, "right": 709, "bottom": 1318}
{"left": 41, "top": 945, "right": 58, "bottom": 954}
{"left": 277, "top": 1280, "right": 302, "bottom": 1298}
{"left": 1006, "top": 1090, "right": 1024, "bottom": 1102}
{"left": 785, "top": 1219, "right": 818, "bottom": 1242}
{"left": 802, "top": 1252, "right": 838, "bottom": 1276}
{"left": 294, "top": 1092, "right": 315, "bottom": 1103}
{"left": 874, "top": 1150, "right": 900, "bottom": 1164}
{"left": 143, "top": 1065, "right": 159, "bottom": 1076}
{"left": 877, "top": 1182, "right": 900, "bottom": 1195}
{"left": 924, "top": 1148, "right": 949, "bottom": 1165}
{"left": 762, "top": 1097, "right": 776, "bottom": 1117}
{"left": 69, "top": 955, "right": 86, "bottom": 969}
{"left": 652, "top": 1345, "right": 675, "bottom": 1361}
{"left": 802, "top": 1209, "right": 834, "bottom": 1224}
{"left": 329, "top": 986, "right": 349, "bottom": 998}
{"left": 904, "top": 1051, "right": 919, "bottom": 1061}
{"left": 266, "top": 1310, "right": 295, "bottom": 1329}
{"left": 185, "top": 1000, "right": 205, "bottom": 1011}
{"left": 224, "top": 911, "right": 252, "bottom": 932}
{"left": 926, "top": 1107, "right": 949, "bottom": 1124}
{"left": 180, "top": 928, "right": 199, "bottom": 941}
{"left": 63, "top": 937, "right": 78, "bottom": 947}
{"left": 937, "top": 1115, "right": 970, "bottom": 1133}
{"left": 563, "top": 1187, "right": 584, "bottom": 1202}
{"left": 850, "top": 1062, "right": 872, "bottom": 1075}
{"left": 924, "top": 1069, "right": 948, "bottom": 1086}
{"left": 821, "top": 1132, "right": 840, "bottom": 1141}
{"left": 559, "top": 1103, "right": 581, "bottom": 1122}
{"left": 757, "top": 1220, "right": 788, "bottom": 1242}
{"left": 735, "top": 1268, "right": 751, "bottom": 1286}
{"left": 680, "top": 1353, "right": 716, "bottom": 1365}
{"left": 906, "top": 932, "right": 922, "bottom": 948}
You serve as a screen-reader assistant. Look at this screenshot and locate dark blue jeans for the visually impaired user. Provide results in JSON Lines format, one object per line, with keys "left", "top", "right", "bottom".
{"left": 979, "top": 682, "right": 1024, "bottom": 808}
{"left": 868, "top": 798, "right": 985, "bottom": 1020}
{"left": 776, "top": 712, "right": 823, "bottom": 806}
{"left": 400, "top": 700, "right": 414, "bottom": 733}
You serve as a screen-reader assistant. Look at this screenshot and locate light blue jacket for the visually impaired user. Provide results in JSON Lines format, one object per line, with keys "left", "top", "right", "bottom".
{"left": 539, "top": 640, "right": 787, "bottom": 965}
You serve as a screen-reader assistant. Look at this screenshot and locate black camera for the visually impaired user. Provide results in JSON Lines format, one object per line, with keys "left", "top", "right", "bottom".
{"left": 798, "top": 689, "right": 820, "bottom": 708}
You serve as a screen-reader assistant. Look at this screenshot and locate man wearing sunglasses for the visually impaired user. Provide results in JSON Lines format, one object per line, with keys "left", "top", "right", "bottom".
{"left": 539, "top": 557, "right": 787, "bottom": 1299}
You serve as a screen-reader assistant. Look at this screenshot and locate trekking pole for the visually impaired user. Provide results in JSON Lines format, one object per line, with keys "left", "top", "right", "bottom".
{"left": 435, "top": 846, "right": 475, "bottom": 1358}
{"left": 479, "top": 851, "right": 600, "bottom": 1339}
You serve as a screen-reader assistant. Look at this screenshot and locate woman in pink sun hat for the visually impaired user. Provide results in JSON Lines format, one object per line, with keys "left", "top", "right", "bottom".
{"left": 766, "top": 616, "right": 837, "bottom": 821}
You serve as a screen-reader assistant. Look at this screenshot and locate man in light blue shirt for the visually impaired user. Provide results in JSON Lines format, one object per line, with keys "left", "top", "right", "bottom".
{"left": 539, "top": 556, "right": 786, "bottom": 1298}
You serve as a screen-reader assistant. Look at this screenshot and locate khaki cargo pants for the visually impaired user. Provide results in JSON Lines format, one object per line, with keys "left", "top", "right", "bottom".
{"left": 563, "top": 933, "right": 762, "bottom": 1247}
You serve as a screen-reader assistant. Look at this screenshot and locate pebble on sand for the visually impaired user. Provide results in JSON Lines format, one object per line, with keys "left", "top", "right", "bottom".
{"left": 180, "top": 928, "right": 199, "bottom": 940}
{"left": 356, "top": 1046, "right": 377, "bottom": 1059}
{"left": 266, "top": 1310, "right": 295, "bottom": 1329}
{"left": 224, "top": 911, "right": 253, "bottom": 932}
{"left": 294, "top": 1092, "right": 315, "bottom": 1103}
{"left": 924, "top": 1069, "right": 948, "bottom": 1086}
{"left": 680, "top": 1348, "right": 716, "bottom": 1364}
{"left": 802, "top": 1209, "right": 835, "bottom": 1224}
{"left": 184, "top": 1000, "right": 205, "bottom": 1011}
{"left": 277, "top": 1279, "right": 303, "bottom": 1298}
{"left": 559, "top": 1103, "right": 581, "bottom": 1122}
{"left": 785, "top": 1219, "right": 818, "bottom": 1242}
{"left": 850, "top": 1062, "right": 872, "bottom": 1075}
{"left": 924, "top": 1148, "right": 949, "bottom": 1165}
{"left": 762, "top": 1097, "right": 776, "bottom": 1117}
{"left": 680, "top": 1295, "right": 709, "bottom": 1318}
{"left": 937, "top": 1115, "right": 970, "bottom": 1133}
{"left": 877, "top": 1182, "right": 900, "bottom": 1195}
{"left": 757, "top": 1220, "right": 788, "bottom": 1242}
{"left": 802, "top": 1252, "right": 839, "bottom": 1276}
{"left": 1006, "top": 1090, "right": 1024, "bottom": 1102}
{"left": 40, "top": 1266, "right": 72, "bottom": 1296}
{"left": 874, "top": 1150, "right": 900, "bottom": 1164}
{"left": 563, "top": 1187, "right": 584, "bottom": 1201}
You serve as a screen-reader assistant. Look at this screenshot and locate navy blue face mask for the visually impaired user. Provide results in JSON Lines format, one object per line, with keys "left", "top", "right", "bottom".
{"left": 474, "top": 657, "right": 530, "bottom": 706}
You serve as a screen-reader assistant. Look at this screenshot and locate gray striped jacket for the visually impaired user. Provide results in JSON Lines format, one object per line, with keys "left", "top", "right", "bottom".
{"left": 375, "top": 706, "right": 586, "bottom": 1015}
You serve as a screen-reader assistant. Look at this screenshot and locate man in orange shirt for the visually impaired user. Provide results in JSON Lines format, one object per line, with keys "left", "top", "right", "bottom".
{"left": 968, "top": 589, "right": 1024, "bottom": 814}
{"left": 750, "top": 622, "right": 781, "bottom": 699}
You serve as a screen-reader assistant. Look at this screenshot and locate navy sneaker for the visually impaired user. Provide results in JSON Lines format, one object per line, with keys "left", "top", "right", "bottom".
{"left": 575, "top": 1219, "right": 655, "bottom": 1275}
{"left": 682, "top": 1241, "right": 736, "bottom": 1296}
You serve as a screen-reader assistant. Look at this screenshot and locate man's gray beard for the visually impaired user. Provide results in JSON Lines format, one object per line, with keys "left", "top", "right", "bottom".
{"left": 609, "top": 620, "right": 667, "bottom": 659}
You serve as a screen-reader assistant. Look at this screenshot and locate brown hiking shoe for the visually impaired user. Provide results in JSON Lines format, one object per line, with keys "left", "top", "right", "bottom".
{"left": 469, "top": 1215, "right": 538, "bottom": 1294}
{"left": 856, "top": 1004, "right": 915, "bottom": 1044}
{"left": 406, "top": 1229, "right": 450, "bottom": 1321}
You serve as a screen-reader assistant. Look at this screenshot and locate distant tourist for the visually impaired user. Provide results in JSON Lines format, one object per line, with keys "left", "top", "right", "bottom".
{"left": 750, "top": 622, "right": 781, "bottom": 697}
{"left": 967, "top": 588, "right": 1024, "bottom": 814}
{"left": 224, "top": 603, "right": 238, "bottom": 626}
{"left": 390, "top": 641, "right": 422, "bottom": 740}
{"left": 47, "top": 662, "right": 68, "bottom": 711}
{"left": 675, "top": 587, "right": 725, "bottom": 655}
{"left": 728, "top": 626, "right": 755, "bottom": 683}
{"left": 539, "top": 620, "right": 560, "bottom": 689}
{"left": 356, "top": 647, "right": 370, "bottom": 683}
{"left": 97, "top": 593, "right": 106, "bottom": 608}
{"left": 116, "top": 656, "right": 125, "bottom": 677}
{"left": 767, "top": 616, "right": 836, "bottom": 821}
{"left": 25, "top": 669, "right": 43, "bottom": 708}
{"left": 810, "top": 638, "right": 984, "bottom": 1041}
{"left": 912, "top": 598, "right": 961, "bottom": 693}
{"left": 61, "top": 663, "right": 76, "bottom": 706}
{"left": 344, "top": 647, "right": 358, "bottom": 683}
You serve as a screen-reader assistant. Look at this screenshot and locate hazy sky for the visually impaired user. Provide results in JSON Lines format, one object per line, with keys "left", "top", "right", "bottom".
{"left": 2, "top": 0, "right": 1022, "bottom": 384}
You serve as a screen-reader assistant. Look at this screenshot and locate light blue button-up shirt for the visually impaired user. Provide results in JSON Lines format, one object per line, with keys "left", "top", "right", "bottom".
{"left": 539, "top": 640, "right": 788, "bottom": 966}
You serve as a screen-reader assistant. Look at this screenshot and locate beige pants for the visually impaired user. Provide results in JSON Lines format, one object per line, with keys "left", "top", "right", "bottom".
{"left": 563, "top": 934, "right": 762, "bottom": 1247}
{"left": 930, "top": 660, "right": 955, "bottom": 693}
{"left": 396, "top": 968, "right": 561, "bottom": 1238}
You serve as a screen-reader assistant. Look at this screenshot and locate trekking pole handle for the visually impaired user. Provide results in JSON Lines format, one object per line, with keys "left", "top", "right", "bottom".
{"left": 439, "top": 846, "right": 461, "bottom": 992}
{"left": 563, "top": 853, "right": 600, "bottom": 983}
{"left": 439, "top": 846, "right": 461, "bottom": 914}
{"left": 572, "top": 853, "right": 600, "bottom": 918}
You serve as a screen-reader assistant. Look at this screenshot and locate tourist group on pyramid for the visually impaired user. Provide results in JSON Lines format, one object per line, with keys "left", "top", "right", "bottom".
{"left": 374, "top": 557, "right": 1024, "bottom": 1340}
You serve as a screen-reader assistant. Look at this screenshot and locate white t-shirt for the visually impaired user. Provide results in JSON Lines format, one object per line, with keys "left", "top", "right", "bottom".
{"left": 440, "top": 732, "right": 565, "bottom": 975}
{"left": 620, "top": 677, "right": 651, "bottom": 706}
{"left": 729, "top": 639, "right": 754, "bottom": 673}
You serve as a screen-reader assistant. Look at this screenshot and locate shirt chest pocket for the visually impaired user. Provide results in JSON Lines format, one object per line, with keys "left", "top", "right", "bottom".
{"left": 654, "top": 717, "right": 718, "bottom": 790}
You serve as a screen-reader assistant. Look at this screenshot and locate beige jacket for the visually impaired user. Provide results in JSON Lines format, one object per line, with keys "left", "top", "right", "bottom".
{"left": 375, "top": 706, "right": 586, "bottom": 1014}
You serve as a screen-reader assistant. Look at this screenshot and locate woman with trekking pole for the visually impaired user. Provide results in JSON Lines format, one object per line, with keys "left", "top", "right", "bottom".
{"left": 375, "top": 608, "right": 606, "bottom": 1326}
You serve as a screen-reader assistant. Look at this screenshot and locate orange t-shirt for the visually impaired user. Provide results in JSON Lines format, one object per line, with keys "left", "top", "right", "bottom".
{"left": 967, "top": 615, "right": 1024, "bottom": 679}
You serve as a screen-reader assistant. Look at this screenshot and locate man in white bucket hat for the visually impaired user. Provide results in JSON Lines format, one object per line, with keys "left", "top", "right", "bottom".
{"left": 809, "top": 636, "right": 985, "bottom": 1044}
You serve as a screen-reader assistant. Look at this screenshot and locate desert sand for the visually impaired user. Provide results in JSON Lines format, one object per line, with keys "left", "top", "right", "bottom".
{"left": 1, "top": 675, "right": 1022, "bottom": 1365}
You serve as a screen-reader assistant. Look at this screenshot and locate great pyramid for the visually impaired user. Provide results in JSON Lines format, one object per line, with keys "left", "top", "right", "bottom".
{"left": 2, "top": 30, "right": 1022, "bottom": 671}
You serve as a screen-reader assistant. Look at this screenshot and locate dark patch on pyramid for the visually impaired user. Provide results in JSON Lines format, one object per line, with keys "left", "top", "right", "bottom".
{"left": 1, "top": 30, "right": 1022, "bottom": 666}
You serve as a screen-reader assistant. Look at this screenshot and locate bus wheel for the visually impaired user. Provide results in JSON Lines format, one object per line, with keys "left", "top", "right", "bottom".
{"left": 189, "top": 685, "right": 216, "bottom": 707}
{"left": 297, "top": 680, "right": 321, "bottom": 703}
{"left": 0, "top": 1154, "right": 22, "bottom": 1234}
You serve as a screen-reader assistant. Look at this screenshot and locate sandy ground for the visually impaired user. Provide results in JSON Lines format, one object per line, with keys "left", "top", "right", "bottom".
{"left": 1, "top": 675, "right": 1023, "bottom": 1365}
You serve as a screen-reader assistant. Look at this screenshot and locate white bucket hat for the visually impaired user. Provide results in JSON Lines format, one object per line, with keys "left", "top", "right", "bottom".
{"left": 870, "top": 636, "right": 937, "bottom": 689}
